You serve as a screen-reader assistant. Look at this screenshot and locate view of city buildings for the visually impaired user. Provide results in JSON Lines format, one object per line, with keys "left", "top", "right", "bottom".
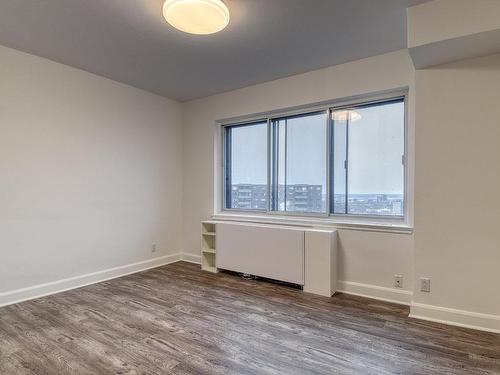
{"left": 332, "top": 193, "right": 403, "bottom": 216}
{"left": 228, "top": 184, "right": 403, "bottom": 216}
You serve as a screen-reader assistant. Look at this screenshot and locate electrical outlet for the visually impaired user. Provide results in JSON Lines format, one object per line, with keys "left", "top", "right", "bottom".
{"left": 151, "top": 242, "right": 157, "bottom": 253}
{"left": 420, "top": 278, "right": 431, "bottom": 292}
{"left": 394, "top": 274, "right": 403, "bottom": 288}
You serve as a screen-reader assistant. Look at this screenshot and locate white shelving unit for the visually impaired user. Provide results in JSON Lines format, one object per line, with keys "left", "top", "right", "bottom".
{"left": 201, "top": 221, "right": 218, "bottom": 273}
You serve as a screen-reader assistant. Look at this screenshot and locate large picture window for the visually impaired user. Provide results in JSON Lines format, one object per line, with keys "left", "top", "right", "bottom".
{"left": 222, "top": 95, "right": 406, "bottom": 219}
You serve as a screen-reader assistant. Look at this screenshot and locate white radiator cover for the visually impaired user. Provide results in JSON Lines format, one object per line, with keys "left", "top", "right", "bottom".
{"left": 217, "top": 222, "right": 304, "bottom": 284}
{"left": 216, "top": 222, "right": 337, "bottom": 295}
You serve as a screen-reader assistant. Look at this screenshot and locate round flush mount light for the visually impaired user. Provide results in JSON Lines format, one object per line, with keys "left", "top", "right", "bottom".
{"left": 331, "top": 110, "right": 362, "bottom": 122}
{"left": 163, "top": 0, "right": 230, "bottom": 35}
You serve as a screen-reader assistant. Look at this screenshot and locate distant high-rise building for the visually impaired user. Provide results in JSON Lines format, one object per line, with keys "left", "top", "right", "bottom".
{"left": 279, "top": 184, "right": 322, "bottom": 212}
{"left": 229, "top": 184, "right": 402, "bottom": 216}
{"left": 231, "top": 184, "right": 267, "bottom": 210}
{"left": 230, "top": 184, "right": 323, "bottom": 211}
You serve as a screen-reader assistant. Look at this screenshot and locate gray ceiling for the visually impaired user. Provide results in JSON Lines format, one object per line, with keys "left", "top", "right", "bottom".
{"left": 0, "top": 0, "right": 429, "bottom": 101}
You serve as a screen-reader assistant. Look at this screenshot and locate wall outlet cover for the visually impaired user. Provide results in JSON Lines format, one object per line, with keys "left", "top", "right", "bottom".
{"left": 394, "top": 274, "right": 403, "bottom": 288}
{"left": 420, "top": 277, "right": 431, "bottom": 292}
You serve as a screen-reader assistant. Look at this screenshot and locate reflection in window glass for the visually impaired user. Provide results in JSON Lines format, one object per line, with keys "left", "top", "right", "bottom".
{"left": 331, "top": 100, "right": 404, "bottom": 216}
{"left": 224, "top": 122, "right": 268, "bottom": 210}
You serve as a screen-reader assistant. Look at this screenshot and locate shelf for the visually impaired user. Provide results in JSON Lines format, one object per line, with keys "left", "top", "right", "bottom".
{"left": 201, "top": 221, "right": 217, "bottom": 273}
{"left": 201, "top": 265, "right": 217, "bottom": 273}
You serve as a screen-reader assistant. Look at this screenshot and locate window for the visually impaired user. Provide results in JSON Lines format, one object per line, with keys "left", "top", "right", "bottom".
{"left": 331, "top": 99, "right": 405, "bottom": 216}
{"left": 222, "top": 95, "right": 406, "bottom": 219}
{"left": 271, "top": 112, "right": 328, "bottom": 213}
{"left": 224, "top": 121, "right": 268, "bottom": 210}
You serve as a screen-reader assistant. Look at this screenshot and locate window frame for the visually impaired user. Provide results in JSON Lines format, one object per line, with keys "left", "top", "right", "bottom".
{"left": 329, "top": 97, "right": 406, "bottom": 220}
{"left": 222, "top": 119, "right": 270, "bottom": 213}
{"left": 269, "top": 110, "right": 330, "bottom": 217}
{"left": 219, "top": 89, "right": 409, "bottom": 224}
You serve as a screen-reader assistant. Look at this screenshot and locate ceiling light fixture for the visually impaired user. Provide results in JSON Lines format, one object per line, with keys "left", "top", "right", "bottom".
{"left": 163, "top": 0, "right": 230, "bottom": 35}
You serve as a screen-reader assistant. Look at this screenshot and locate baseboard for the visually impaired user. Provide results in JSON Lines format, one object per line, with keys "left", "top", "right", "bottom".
{"left": 177, "top": 253, "right": 500, "bottom": 333}
{"left": 409, "top": 302, "right": 500, "bottom": 334}
{"left": 337, "top": 280, "right": 413, "bottom": 306}
{"left": 0, "top": 253, "right": 183, "bottom": 308}
{"left": 7, "top": 254, "right": 498, "bottom": 334}
{"left": 181, "top": 253, "right": 201, "bottom": 264}
{"left": 177, "top": 255, "right": 412, "bottom": 306}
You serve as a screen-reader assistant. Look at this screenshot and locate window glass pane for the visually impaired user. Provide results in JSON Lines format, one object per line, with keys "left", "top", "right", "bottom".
{"left": 273, "top": 112, "right": 327, "bottom": 213}
{"left": 332, "top": 115, "right": 347, "bottom": 214}
{"left": 225, "top": 122, "right": 267, "bottom": 210}
{"left": 346, "top": 100, "right": 404, "bottom": 216}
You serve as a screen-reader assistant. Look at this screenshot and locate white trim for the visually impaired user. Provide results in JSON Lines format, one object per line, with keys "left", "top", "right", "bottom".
{"left": 0, "top": 253, "right": 183, "bottom": 308}
{"left": 182, "top": 253, "right": 202, "bottom": 264}
{"left": 409, "top": 302, "right": 500, "bottom": 334}
{"left": 217, "top": 88, "right": 409, "bottom": 126}
{"left": 337, "top": 280, "right": 413, "bottom": 305}
{"left": 212, "top": 213, "right": 413, "bottom": 234}
{"left": 7, "top": 252, "right": 499, "bottom": 334}
{"left": 180, "top": 251, "right": 413, "bottom": 305}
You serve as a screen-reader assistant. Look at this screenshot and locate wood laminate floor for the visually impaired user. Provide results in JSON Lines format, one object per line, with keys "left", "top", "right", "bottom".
{"left": 0, "top": 261, "right": 499, "bottom": 374}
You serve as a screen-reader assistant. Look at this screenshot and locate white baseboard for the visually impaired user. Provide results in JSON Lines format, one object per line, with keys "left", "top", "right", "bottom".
{"left": 176, "top": 253, "right": 499, "bottom": 334}
{"left": 337, "top": 280, "right": 413, "bottom": 306}
{"left": 409, "top": 302, "right": 500, "bottom": 334}
{"left": 5, "top": 253, "right": 498, "bottom": 334}
{"left": 0, "top": 253, "right": 183, "bottom": 308}
{"left": 182, "top": 253, "right": 201, "bottom": 264}
{"left": 179, "top": 254, "right": 413, "bottom": 306}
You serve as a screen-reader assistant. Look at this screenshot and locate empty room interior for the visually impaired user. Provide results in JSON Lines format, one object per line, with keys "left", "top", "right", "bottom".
{"left": 1, "top": 0, "right": 500, "bottom": 374}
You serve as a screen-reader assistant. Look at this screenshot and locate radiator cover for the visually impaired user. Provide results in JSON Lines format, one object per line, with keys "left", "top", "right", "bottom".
{"left": 216, "top": 222, "right": 305, "bottom": 285}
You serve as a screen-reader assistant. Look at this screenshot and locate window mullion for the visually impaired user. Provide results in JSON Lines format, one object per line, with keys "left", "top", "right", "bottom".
{"left": 267, "top": 119, "right": 271, "bottom": 212}
{"left": 224, "top": 127, "right": 232, "bottom": 210}
{"left": 270, "top": 120, "right": 278, "bottom": 212}
{"left": 284, "top": 119, "right": 288, "bottom": 212}
{"left": 329, "top": 110, "right": 334, "bottom": 214}
{"left": 344, "top": 116, "right": 349, "bottom": 214}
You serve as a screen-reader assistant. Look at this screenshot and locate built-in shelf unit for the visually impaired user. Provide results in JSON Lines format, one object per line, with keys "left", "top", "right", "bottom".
{"left": 201, "top": 221, "right": 218, "bottom": 273}
{"left": 199, "top": 220, "right": 337, "bottom": 297}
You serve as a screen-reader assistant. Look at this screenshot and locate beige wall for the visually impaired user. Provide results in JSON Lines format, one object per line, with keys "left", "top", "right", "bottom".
{"left": 414, "top": 52, "right": 500, "bottom": 316}
{"left": 1, "top": 38, "right": 499, "bottom": 330}
{"left": 407, "top": 0, "right": 500, "bottom": 48}
{"left": 182, "top": 50, "right": 415, "bottom": 296}
{"left": 0, "top": 45, "right": 183, "bottom": 293}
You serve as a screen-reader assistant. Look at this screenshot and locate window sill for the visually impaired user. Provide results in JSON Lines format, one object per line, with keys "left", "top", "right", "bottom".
{"left": 212, "top": 212, "right": 413, "bottom": 234}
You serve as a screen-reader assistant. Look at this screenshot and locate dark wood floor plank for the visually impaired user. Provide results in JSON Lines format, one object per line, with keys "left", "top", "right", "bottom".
{"left": 0, "top": 261, "right": 499, "bottom": 374}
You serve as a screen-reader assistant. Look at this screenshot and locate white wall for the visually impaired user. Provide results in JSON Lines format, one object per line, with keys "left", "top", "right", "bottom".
{"left": 407, "top": 0, "right": 500, "bottom": 48}
{"left": 0, "top": 45, "right": 183, "bottom": 296}
{"left": 2, "top": 36, "right": 499, "bottom": 332}
{"left": 407, "top": 0, "right": 500, "bottom": 70}
{"left": 413, "top": 52, "right": 500, "bottom": 325}
{"left": 182, "top": 50, "right": 415, "bottom": 302}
